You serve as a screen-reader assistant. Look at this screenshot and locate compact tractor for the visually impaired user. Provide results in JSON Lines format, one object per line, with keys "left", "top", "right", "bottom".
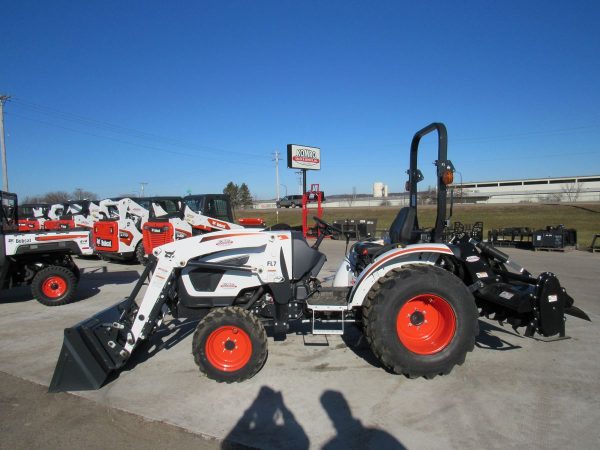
{"left": 92, "top": 196, "right": 181, "bottom": 264}
{"left": 1, "top": 192, "right": 93, "bottom": 306}
{"left": 49, "top": 123, "right": 590, "bottom": 392}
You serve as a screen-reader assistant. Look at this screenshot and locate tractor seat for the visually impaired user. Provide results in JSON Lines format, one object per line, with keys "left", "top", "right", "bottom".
{"left": 291, "top": 231, "right": 326, "bottom": 280}
{"left": 353, "top": 207, "right": 417, "bottom": 257}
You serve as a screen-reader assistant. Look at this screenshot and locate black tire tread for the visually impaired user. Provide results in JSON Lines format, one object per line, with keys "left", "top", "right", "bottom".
{"left": 135, "top": 241, "right": 148, "bottom": 266}
{"left": 31, "top": 265, "right": 78, "bottom": 307}
{"left": 363, "top": 264, "right": 478, "bottom": 378}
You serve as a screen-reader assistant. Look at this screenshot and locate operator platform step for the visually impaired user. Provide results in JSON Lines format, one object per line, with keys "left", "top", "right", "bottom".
{"left": 306, "top": 287, "right": 350, "bottom": 311}
{"left": 306, "top": 287, "right": 350, "bottom": 335}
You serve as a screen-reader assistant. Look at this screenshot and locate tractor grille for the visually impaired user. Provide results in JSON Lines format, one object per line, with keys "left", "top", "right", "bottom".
{"left": 93, "top": 221, "right": 119, "bottom": 252}
{"left": 142, "top": 221, "right": 174, "bottom": 255}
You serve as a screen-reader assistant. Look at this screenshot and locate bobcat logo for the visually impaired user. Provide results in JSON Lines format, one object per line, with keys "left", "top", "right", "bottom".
{"left": 164, "top": 250, "right": 176, "bottom": 260}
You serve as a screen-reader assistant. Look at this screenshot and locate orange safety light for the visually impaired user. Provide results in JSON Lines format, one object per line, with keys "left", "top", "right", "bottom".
{"left": 441, "top": 169, "right": 454, "bottom": 185}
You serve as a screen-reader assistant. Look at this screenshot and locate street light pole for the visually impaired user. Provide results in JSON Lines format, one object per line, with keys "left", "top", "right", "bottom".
{"left": 0, "top": 95, "right": 11, "bottom": 192}
{"left": 272, "top": 151, "right": 280, "bottom": 201}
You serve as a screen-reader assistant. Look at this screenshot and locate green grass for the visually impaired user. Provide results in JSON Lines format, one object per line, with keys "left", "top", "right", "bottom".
{"left": 237, "top": 203, "right": 600, "bottom": 248}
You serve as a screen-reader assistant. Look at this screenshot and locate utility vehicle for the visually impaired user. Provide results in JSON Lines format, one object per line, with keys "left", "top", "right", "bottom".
{"left": 1, "top": 192, "right": 92, "bottom": 306}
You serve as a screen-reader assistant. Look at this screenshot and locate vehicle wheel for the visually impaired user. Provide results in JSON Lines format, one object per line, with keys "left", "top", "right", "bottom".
{"left": 291, "top": 203, "right": 297, "bottom": 208}
{"left": 362, "top": 265, "right": 478, "bottom": 378}
{"left": 135, "top": 241, "right": 148, "bottom": 266}
{"left": 31, "top": 266, "right": 78, "bottom": 306}
{"left": 192, "top": 307, "right": 268, "bottom": 383}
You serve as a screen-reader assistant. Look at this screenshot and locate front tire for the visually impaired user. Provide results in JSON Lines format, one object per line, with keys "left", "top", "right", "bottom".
{"left": 363, "top": 265, "right": 478, "bottom": 378}
{"left": 135, "top": 241, "right": 148, "bottom": 266}
{"left": 31, "top": 266, "right": 78, "bottom": 306}
{"left": 192, "top": 307, "right": 268, "bottom": 382}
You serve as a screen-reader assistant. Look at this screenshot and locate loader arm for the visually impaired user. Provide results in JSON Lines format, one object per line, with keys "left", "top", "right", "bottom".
{"left": 49, "top": 230, "right": 284, "bottom": 392}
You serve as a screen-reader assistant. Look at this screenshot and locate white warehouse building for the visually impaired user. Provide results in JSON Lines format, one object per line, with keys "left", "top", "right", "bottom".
{"left": 456, "top": 174, "right": 600, "bottom": 203}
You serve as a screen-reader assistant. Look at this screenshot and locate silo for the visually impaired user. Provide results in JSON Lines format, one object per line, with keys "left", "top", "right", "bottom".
{"left": 373, "top": 182, "right": 384, "bottom": 198}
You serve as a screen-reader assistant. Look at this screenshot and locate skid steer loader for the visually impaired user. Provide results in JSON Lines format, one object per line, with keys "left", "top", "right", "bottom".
{"left": 1, "top": 192, "right": 93, "bottom": 306}
{"left": 43, "top": 200, "right": 102, "bottom": 231}
{"left": 93, "top": 197, "right": 181, "bottom": 264}
{"left": 18, "top": 203, "right": 50, "bottom": 231}
{"left": 49, "top": 123, "right": 590, "bottom": 392}
{"left": 141, "top": 194, "right": 265, "bottom": 257}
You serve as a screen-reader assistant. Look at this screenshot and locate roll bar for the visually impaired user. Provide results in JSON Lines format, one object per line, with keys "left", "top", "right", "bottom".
{"left": 406, "top": 122, "right": 454, "bottom": 243}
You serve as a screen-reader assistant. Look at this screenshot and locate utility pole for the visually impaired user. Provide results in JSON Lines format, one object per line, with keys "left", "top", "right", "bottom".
{"left": 0, "top": 95, "right": 11, "bottom": 192}
{"left": 75, "top": 188, "right": 83, "bottom": 200}
{"left": 272, "top": 151, "right": 280, "bottom": 201}
{"left": 139, "top": 182, "right": 148, "bottom": 197}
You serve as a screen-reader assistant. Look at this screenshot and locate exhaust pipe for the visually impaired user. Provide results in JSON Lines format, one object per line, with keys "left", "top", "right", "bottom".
{"left": 49, "top": 261, "right": 155, "bottom": 393}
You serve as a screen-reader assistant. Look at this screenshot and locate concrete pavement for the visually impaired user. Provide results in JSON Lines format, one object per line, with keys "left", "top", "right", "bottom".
{"left": 0, "top": 241, "right": 598, "bottom": 449}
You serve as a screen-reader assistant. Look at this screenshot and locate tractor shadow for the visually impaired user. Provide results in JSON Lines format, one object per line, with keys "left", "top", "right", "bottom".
{"left": 337, "top": 319, "right": 522, "bottom": 371}
{"left": 122, "top": 318, "right": 200, "bottom": 372}
{"left": 76, "top": 266, "right": 140, "bottom": 301}
{"left": 0, "top": 285, "right": 35, "bottom": 304}
{"left": 475, "top": 320, "right": 524, "bottom": 351}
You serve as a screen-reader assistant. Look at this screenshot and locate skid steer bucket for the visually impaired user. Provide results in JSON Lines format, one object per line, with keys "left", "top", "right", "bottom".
{"left": 48, "top": 299, "right": 131, "bottom": 392}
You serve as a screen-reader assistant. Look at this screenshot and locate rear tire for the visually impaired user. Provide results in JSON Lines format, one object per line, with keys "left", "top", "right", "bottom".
{"left": 192, "top": 307, "right": 268, "bottom": 382}
{"left": 363, "top": 265, "right": 478, "bottom": 378}
{"left": 135, "top": 241, "right": 148, "bottom": 266}
{"left": 31, "top": 266, "right": 78, "bottom": 306}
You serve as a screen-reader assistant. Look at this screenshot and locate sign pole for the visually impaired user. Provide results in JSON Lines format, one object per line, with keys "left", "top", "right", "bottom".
{"left": 302, "top": 169, "right": 307, "bottom": 195}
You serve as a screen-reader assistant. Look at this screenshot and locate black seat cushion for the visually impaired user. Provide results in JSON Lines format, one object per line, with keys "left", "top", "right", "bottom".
{"left": 389, "top": 207, "right": 416, "bottom": 245}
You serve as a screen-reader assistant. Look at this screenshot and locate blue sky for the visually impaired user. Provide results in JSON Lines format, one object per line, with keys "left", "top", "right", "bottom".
{"left": 1, "top": 1, "right": 599, "bottom": 200}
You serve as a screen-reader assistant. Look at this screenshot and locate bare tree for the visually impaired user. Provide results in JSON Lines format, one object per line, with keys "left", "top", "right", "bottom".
{"left": 72, "top": 189, "right": 98, "bottom": 200}
{"left": 42, "top": 191, "right": 71, "bottom": 204}
{"left": 562, "top": 182, "right": 581, "bottom": 202}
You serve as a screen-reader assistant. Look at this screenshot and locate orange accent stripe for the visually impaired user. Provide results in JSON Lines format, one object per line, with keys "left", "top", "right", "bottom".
{"left": 362, "top": 246, "right": 453, "bottom": 279}
{"left": 201, "top": 232, "right": 262, "bottom": 243}
{"left": 35, "top": 234, "right": 88, "bottom": 241}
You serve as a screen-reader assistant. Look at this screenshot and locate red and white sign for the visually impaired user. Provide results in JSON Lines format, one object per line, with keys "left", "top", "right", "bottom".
{"left": 287, "top": 144, "right": 321, "bottom": 170}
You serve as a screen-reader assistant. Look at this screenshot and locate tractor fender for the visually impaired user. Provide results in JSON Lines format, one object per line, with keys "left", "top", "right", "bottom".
{"left": 348, "top": 244, "right": 454, "bottom": 308}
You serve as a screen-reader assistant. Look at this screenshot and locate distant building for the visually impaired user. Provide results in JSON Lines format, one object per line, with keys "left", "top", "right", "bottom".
{"left": 455, "top": 175, "right": 600, "bottom": 203}
{"left": 373, "top": 182, "right": 389, "bottom": 198}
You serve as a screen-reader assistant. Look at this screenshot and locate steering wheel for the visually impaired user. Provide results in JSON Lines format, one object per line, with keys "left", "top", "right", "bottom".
{"left": 313, "top": 216, "right": 342, "bottom": 235}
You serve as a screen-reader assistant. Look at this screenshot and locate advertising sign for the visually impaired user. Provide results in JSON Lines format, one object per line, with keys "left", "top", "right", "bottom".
{"left": 287, "top": 144, "right": 321, "bottom": 170}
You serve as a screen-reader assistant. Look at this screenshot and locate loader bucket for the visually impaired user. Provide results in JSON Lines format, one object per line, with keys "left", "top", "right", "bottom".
{"left": 48, "top": 299, "right": 130, "bottom": 392}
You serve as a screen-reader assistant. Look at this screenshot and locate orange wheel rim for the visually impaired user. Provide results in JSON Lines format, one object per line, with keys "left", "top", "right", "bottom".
{"left": 41, "top": 276, "right": 67, "bottom": 298}
{"left": 205, "top": 326, "right": 252, "bottom": 372}
{"left": 396, "top": 294, "right": 456, "bottom": 355}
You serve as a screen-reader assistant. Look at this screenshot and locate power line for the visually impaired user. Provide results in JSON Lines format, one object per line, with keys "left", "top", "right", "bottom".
{"left": 5, "top": 111, "right": 267, "bottom": 167}
{"left": 11, "top": 97, "right": 268, "bottom": 159}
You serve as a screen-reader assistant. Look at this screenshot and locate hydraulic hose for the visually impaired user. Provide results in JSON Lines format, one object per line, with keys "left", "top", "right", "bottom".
{"left": 470, "top": 238, "right": 531, "bottom": 276}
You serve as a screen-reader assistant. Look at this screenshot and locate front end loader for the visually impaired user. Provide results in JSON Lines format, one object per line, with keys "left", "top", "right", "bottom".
{"left": 49, "top": 123, "right": 590, "bottom": 392}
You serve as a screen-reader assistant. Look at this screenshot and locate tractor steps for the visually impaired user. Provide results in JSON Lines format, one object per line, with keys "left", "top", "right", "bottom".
{"left": 306, "top": 288, "right": 350, "bottom": 335}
